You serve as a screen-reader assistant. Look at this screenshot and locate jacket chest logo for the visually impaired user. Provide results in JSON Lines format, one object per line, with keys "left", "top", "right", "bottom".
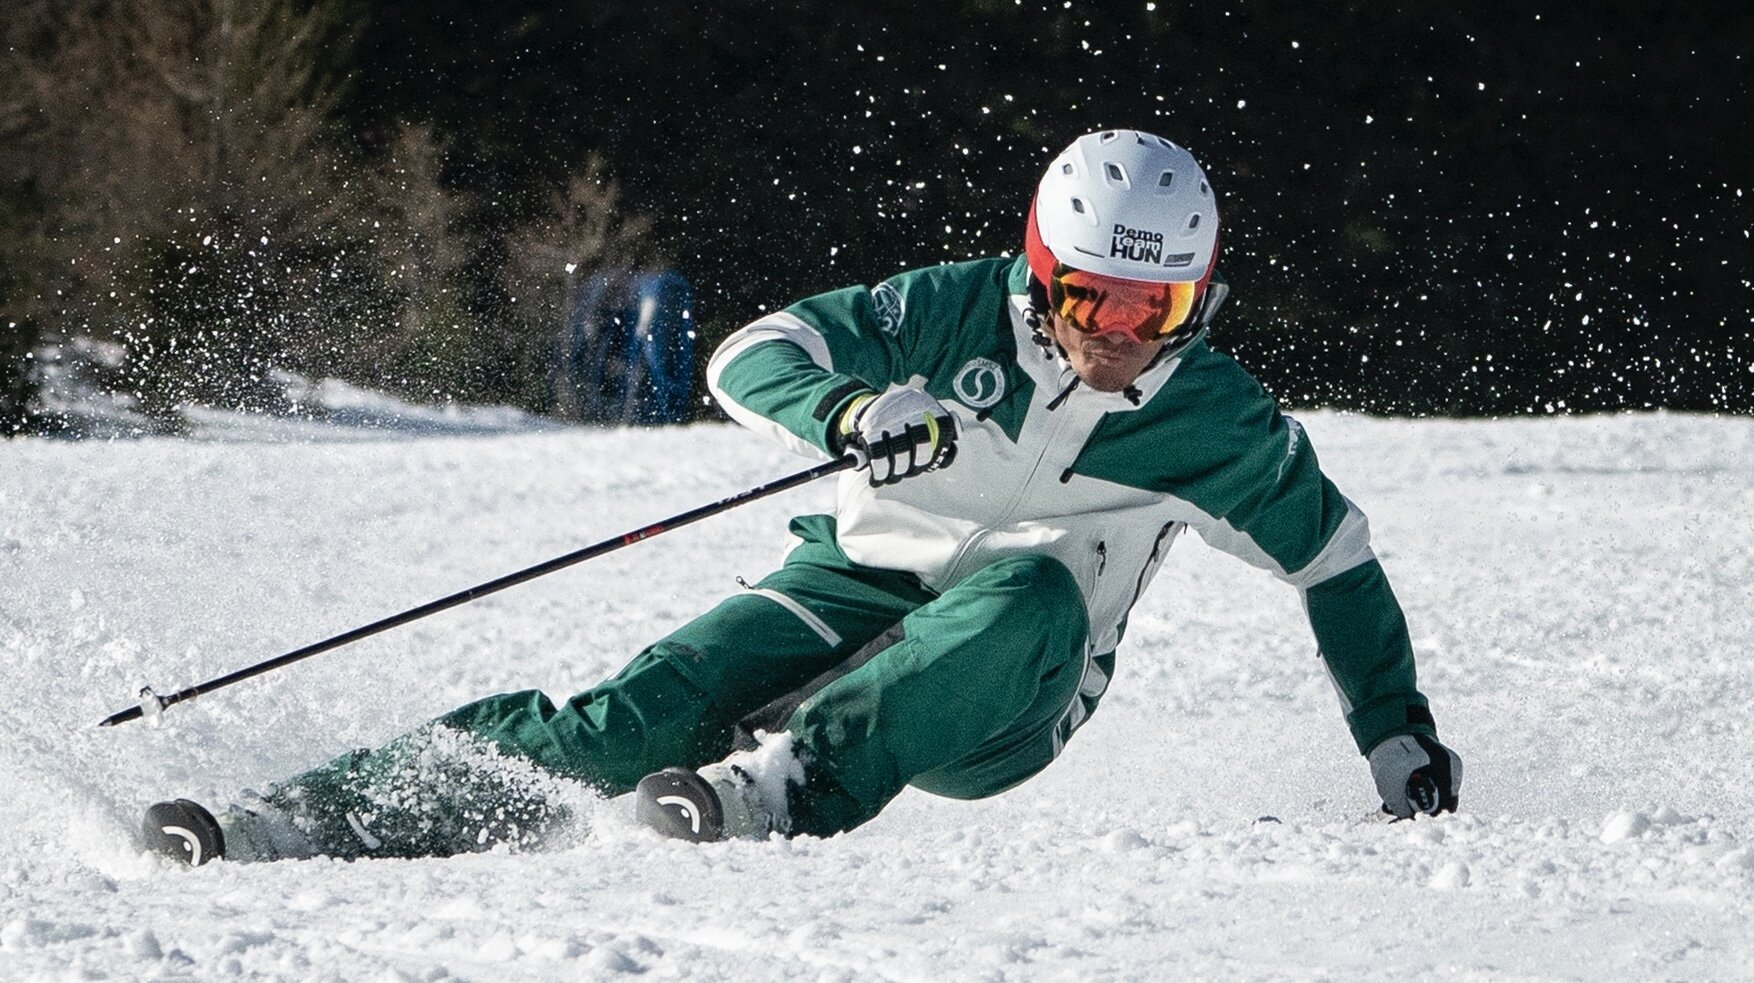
{"left": 953, "top": 358, "right": 1006, "bottom": 409}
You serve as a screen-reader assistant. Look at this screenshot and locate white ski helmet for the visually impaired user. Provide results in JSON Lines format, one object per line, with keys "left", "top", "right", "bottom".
{"left": 1025, "top": 129, "right": 1220, "bottom": 290}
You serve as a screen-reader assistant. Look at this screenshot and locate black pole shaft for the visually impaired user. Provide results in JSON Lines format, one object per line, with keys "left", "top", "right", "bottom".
{"left": 98, "top": 455, "right": 856, "bottom": 727}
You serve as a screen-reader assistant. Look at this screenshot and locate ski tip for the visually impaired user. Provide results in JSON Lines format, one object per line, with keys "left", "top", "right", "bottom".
{"left": 143, "top": 799, "right": 225, "bottom": 867}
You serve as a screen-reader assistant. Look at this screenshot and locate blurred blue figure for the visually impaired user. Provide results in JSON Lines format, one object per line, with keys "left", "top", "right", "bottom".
{"left": 562, "top": 270, "right": 694, "bottom": 424}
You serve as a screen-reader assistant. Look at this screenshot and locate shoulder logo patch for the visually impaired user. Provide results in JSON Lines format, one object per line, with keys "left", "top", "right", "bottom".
{"left": 872, "top": 281, "right": 905, "bottom": 335}
{"left": 953, "top": 358, "right": 1005, "bottom": 409}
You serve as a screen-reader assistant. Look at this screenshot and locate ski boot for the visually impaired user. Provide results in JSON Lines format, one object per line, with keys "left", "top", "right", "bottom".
{"left": 635, "top": 737, "right": 798, "bottom": 842}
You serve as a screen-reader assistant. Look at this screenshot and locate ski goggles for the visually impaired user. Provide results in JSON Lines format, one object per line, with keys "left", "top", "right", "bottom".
{"left": 1048, "top": 264, "right": 1203, "bottom": 344}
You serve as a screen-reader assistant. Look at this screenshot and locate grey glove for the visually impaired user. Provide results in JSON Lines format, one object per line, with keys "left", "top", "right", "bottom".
{"left": 1368, "top": 733, "right": 1462, "bottom": 819}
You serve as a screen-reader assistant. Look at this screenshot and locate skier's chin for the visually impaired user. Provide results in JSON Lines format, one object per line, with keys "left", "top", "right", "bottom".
{"left": 1046, "top": 311, "right": 1164, "bottom": 392}
{"left": 1072, "top": 352, "right": 1146, "bottom": 392}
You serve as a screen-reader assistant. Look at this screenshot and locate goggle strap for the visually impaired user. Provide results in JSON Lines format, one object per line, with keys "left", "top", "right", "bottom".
{"left": 1193, "top": 275, "right": 1228, "bottom": 329}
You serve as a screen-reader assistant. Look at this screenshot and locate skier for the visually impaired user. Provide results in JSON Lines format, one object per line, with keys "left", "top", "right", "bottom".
{"left": 145, "top": 129, "right": 1461, "bottom": 865}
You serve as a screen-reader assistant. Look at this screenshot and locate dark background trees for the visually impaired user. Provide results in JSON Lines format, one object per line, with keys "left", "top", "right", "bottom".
{"left": 3, "top": 0, "right": 1749, "bottom": 433}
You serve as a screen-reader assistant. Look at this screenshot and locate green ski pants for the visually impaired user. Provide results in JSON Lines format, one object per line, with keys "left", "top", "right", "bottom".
{"left": 265, "top": 515, "right": 1102, "bottom": 856}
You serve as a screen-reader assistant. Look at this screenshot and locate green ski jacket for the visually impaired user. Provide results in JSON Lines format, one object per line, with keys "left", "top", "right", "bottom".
{"left": 708, "top": 255, "right": 1435, "bottom": 755}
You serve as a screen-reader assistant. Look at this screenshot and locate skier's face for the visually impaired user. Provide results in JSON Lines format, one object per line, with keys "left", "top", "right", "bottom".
{"left": 1047, "top": 310, "right": 1170, "bottom": 392}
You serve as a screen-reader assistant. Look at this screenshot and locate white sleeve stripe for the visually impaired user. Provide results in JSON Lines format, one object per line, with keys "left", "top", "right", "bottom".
{"left": 1184, "top": 497, "right": 1375, "bottom": 588}
{"left": 1285, "top": 498, "right": 1376, "bottom": 589}
{"left": 706, "top": 313, "right": 838, "bottom": 461}
{"left": 705, "top": 312, "right": 833, "bottom": 395}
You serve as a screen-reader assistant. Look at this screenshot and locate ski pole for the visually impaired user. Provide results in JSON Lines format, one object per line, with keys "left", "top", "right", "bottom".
{"left": 97, "top": 454, "right": 858, "bottom": 728}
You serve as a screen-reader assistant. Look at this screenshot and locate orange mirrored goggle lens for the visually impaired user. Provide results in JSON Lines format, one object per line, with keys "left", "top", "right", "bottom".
{"left": 1051, "top": 266, "right": 1200, "bottom": 343}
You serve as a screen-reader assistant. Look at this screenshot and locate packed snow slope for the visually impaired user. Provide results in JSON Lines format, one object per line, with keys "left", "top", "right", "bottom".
{"left": 2, "top": 409, "right": 1751, "bottom": 981}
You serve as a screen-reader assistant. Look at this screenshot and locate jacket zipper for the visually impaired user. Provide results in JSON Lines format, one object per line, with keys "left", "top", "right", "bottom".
{"left": 1046, "top": 376, "right": 1081, "bottom": 411}
{"left": 940, "top": 381, "right": 1081, "bottom": 586}
{"left": 1128, "top": 521, "right": 1179, "bottom": 611}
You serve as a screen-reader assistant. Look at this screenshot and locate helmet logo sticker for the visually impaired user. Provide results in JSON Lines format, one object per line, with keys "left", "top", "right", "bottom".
{"left": 1110, "top": 224, "right": 1165, "bottom": 264}
{"left": 953, "top": 358, "right": 1005, "bottom": 409}
{"left": 872, "top": 281, "right": 905, "bottom": 335}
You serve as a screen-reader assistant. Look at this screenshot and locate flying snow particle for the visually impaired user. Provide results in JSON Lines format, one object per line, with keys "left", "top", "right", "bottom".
{"left": 1237, "top": 99, "right": 1247, "bottom": 109}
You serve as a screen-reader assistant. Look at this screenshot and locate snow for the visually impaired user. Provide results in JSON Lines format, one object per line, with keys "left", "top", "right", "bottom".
{"left": 2, "top": 409, "right": 1751, "bottom": 980}
{"left": 718, "top": 731, "right": 808, "bottom": 834}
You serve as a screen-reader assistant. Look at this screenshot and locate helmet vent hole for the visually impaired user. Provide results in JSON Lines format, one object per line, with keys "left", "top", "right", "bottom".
{"left": 1061, "top": 162, "right": 1075, "bottom": 176}
{"left": 1199, "top": 180, "right": 1210, "bottom": 196}
{"left": 1104, "top": 162, "right": 1127, "bottom": 185}
{"left": 1071, "top": 198, "right": 1087, "bottom": 215}
{"left": 1099, "top": 131, "right": 1118, "bottom": 142}
{"left": 1158, "top": 170, "right": 1175, "bottom": 189}
{"left": 1187, "top": 214, "right": 1201, "bottom": 230}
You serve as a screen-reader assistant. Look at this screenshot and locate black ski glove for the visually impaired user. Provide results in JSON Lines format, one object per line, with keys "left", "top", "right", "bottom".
{"left": 1367, "top": 733, "right": 1462, "bottom": 819}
